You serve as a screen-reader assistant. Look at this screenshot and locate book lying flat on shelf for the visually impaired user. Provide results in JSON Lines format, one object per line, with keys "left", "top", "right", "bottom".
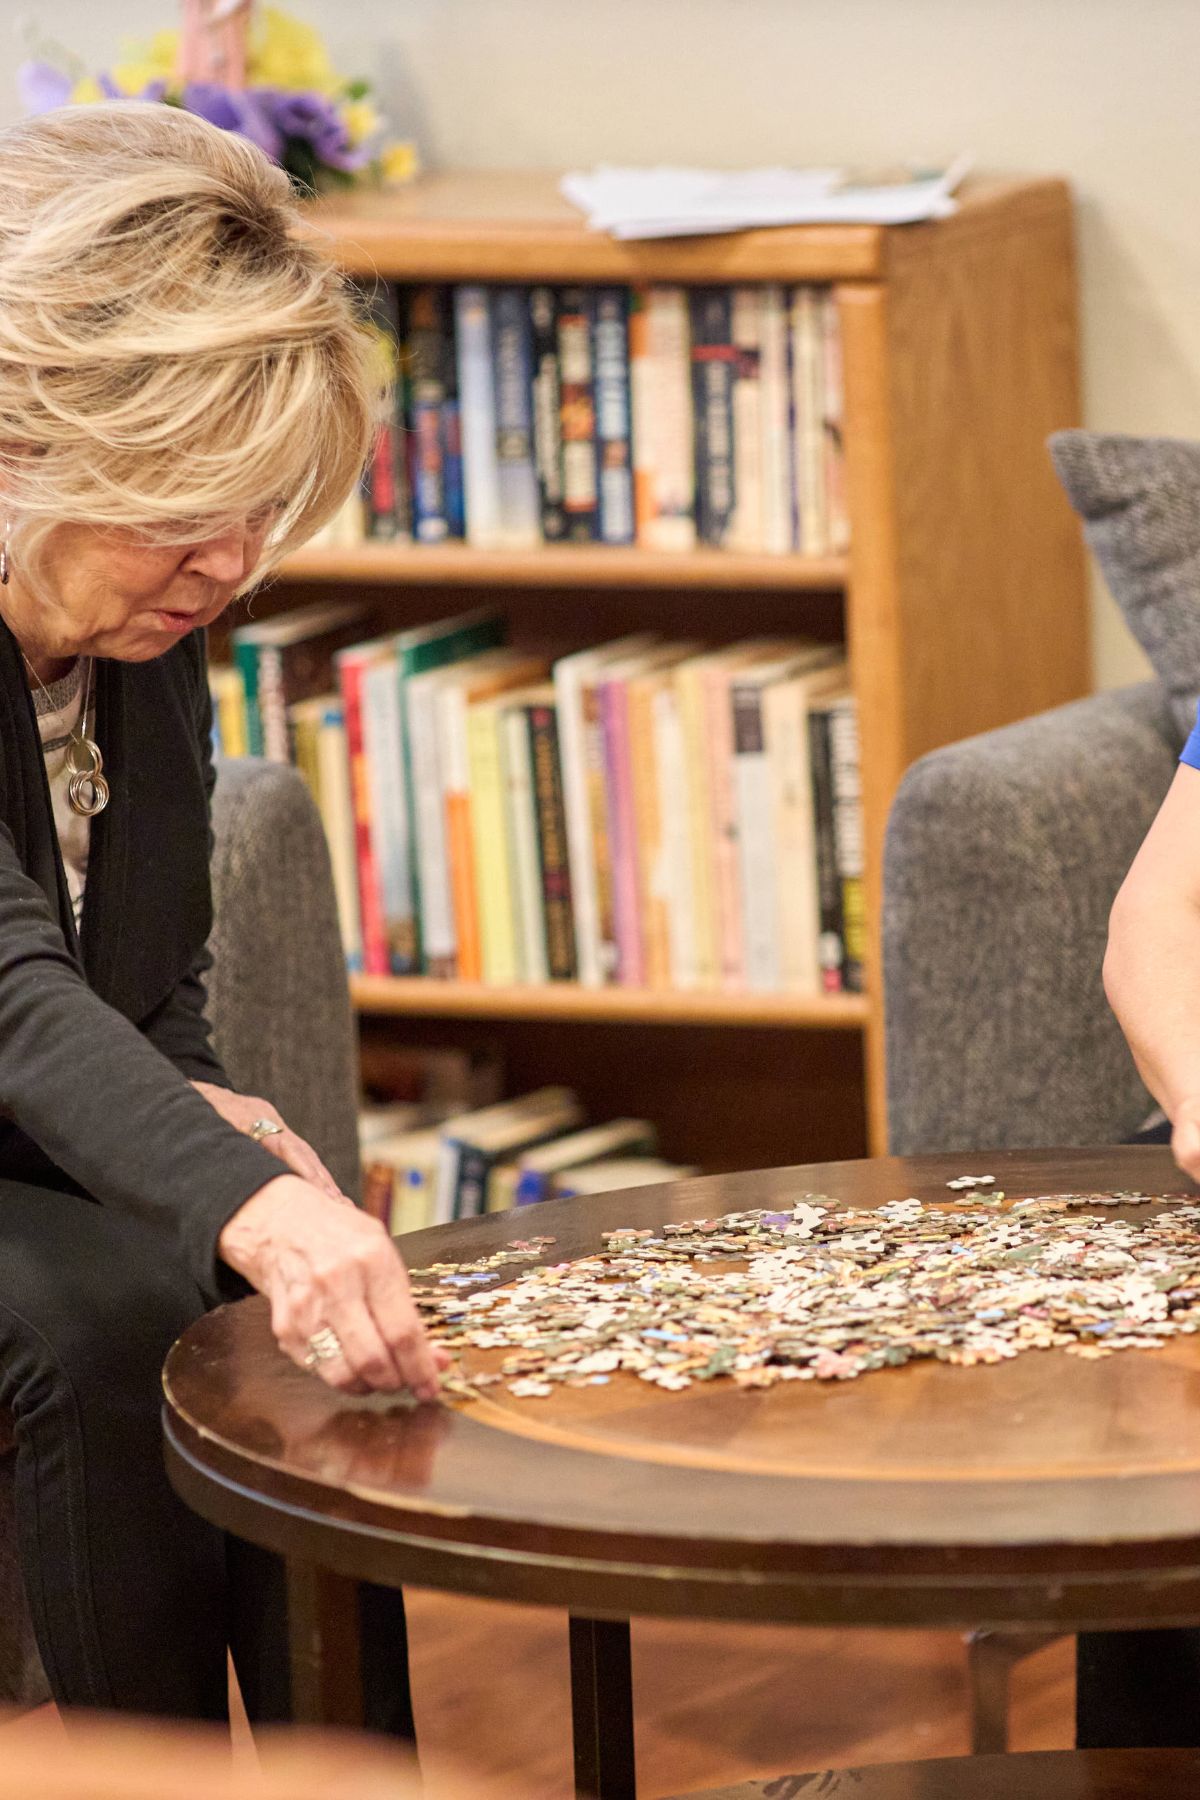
{"left": 433, "top": 1086, "right": 585, "bottom": 1223}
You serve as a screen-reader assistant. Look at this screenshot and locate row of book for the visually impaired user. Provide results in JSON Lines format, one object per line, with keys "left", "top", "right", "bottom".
{"left": 359, "top": 1088, "right": 694, "bottom": 1232}
{"left": 212, "top": 599, "right": 865, "bottom": 997}
{"left": 329, "top": 279, "right": 849, "bottom": 557}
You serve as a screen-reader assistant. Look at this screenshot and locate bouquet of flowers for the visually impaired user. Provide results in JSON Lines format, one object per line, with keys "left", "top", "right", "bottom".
{"left": 17, "top": 3, "right": 418, "bottom": 195}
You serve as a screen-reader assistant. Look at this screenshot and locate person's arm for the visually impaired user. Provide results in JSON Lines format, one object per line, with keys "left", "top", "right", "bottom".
{"left": 1104, "top": 761, "right": 1200, "bottom": 1175}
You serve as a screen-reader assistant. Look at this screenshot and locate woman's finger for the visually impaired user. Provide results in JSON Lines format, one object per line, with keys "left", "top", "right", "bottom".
{"left": 316, "top": 1296, "right": 407, "bottom": 1392}
{"left": 362, "top": 1245, "right": 442, "bottom": 1400}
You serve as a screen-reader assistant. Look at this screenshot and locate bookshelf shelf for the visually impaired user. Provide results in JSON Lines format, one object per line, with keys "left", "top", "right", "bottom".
{"left": 279, "top": 170, "right": 1089, "bottom": 1168}
{"left": 350, "top": 975, "right": 868, "bottom": 1029}
{"left": 280, "top": 542, "right": 849, "bottom": 591}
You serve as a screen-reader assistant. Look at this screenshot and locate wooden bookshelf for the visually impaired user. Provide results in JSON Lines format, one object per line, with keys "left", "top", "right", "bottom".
{"left": 282, "top": 170, "right": 1088, "bottom": 1170}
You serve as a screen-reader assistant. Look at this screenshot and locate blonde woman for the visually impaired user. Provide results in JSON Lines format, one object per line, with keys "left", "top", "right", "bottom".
{"left": 0, "top": 102, "right": 445, "bottom": 1731}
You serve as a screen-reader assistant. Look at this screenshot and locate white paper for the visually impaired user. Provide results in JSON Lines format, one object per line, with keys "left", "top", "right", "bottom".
{"left": 561, "top": 156, "right": 974, "bottom": 240}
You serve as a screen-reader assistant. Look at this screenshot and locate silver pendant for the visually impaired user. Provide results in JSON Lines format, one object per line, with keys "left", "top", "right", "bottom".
{"left": 64, "top": 735, "right": 109, "bottom": 818}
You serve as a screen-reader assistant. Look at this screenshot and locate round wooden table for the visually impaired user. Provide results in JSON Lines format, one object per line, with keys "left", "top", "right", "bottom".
{"left": 163, "top": 1145, "right": 1200, "bottom": 1799}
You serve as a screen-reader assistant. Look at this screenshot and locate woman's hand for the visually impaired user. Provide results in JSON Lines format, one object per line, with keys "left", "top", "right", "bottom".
{"left": 190, "top": 1081, "right": 345, "bottom": 1202}
{"left": 1173, "top": 1101, "right": 1200, "bottom": 1183}
{"left": 217, "top": 1173, "right": 449, "bottom": 1400}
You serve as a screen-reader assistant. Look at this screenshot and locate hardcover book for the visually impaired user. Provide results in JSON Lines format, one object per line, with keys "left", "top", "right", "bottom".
{"left": 556, "top": 287, "right": 599, "bottom": 541}
{"left": 629, "top": 285, "right": 696, "bottom": 552}
{"left": 490, "top": 285, "right": 541, "bottom": 547}
{"left": 689, "top": 288, "right": 738, "bottom": 547}
{"left": 454, "top": 285, "right": 502, "bottom": 547}
{"left": 592, "top": 287, "right": 636, "bottom": 545}
{"left": 529, "top": 285, "right": 567, "bottom": 541}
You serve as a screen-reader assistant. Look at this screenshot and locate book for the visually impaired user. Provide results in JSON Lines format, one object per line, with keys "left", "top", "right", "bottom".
{"left": 525, "top": 688, "right": 577, "bottom": 981}
{"left": 762, "top": 660, "right": 848, "bottom": 993}
{"left": 727, "top": 287, "right": 765, "bottom": 552}
{"left": 490, "top": 285, "right": 541, "bottom": 548}
{"left": 364, "top": 1114, "right": 458, "bottom": 1236}
{"left": 758, "top": 283, "right": 794, "bottom": 554}
{"left": 438, "top": 650, "right": 550, "bottom": 982}
{"left": 790, "top": 285, "right": 830, "bottom": 555}
{"left": 592, "top": 287, "right": 636, "bottom": 545}
{"left": 454, "top": 285, "right": 502, "bottom": 547}
{"left": 312, "top": 697, "right": 361, "bottom": 971}
{"left": 334, "top": 637, "right": 394, "bottom": 975}
{"left": 232, "top": 600, "right": 369, "bottom": 763}
{"left": 674, "top": 646, "right": 754, "bottom": 988}
{"left": 508, "top": 1117, "right": 658, "bottom": 1207}
{"left": 822, "top": 289, "right": 851, "bottom": 553}
{"left": 807, "top": 685, "right": 848, "bottom": 992}
{"left": 689, "top": 288, "right": 737, "bottom": 547}
{"left": 362, "top": 642, "right": 416, "bottom": 974}
{"left": 403, "top": 284, "right": 454, "bottom": 543}
{"left": 556, "top": 286, "right": 599, "bottom": 541}
{"left": 629, "top": 285, "right": 696, "bottom": 552}
{"left": 355, "top": 279, "right": 411, "bottom": 542}
{"left": 433, "top": 1086, "right": 584, "bottom": 1223}
{"left": 650, "top": 672, "right": 699, "bottom": 989}
{"left": 551, "top": 1156, "right": 697, "bottom": 1198}
{"left": 466, "top": 691, "right": 521, "bottom": 985}
{"left": 499, "top": 687, "right": 551, "bottom": 984}
{"left": 627, "top": 644, "right": 702, "bottom": 987}
{"left": 553, "top": 634, "right": 658, "bottom": 987}
{"left": 730, "top": 644, "right": 840, "bottom": 990}
{"left": 208, "top": 664, "right": 248, "bottom": 758}
{"left": 529, "top": 285, "right": 567, "bottom": 541}
{"left": 394, "top": 607, "right": 507, "bottom": 970}
{"left": 828, "top": 694, "right": 865, "bottom": 992}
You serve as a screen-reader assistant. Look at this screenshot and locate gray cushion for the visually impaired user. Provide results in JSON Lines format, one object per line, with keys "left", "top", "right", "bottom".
{"left": 1049, "top": 430, "right": 1200, "bottom": 739}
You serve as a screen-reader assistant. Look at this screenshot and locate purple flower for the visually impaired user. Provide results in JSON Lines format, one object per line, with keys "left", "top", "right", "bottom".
{"left": 98, "top": 73, "right": 170, "bottom": 104}
{"left": 254, "top": 87, "right": 369, "bottom": 172}
{"left": 17, "top": 61, "right": 73, "bottom": 115}
{"left": 181, "top": 82, "right": 283, "bottom": 161}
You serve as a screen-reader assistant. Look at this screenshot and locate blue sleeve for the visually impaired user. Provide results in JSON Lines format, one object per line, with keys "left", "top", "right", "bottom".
{"left": 1181, "top": 700, "right": 1200, "bottom": 771}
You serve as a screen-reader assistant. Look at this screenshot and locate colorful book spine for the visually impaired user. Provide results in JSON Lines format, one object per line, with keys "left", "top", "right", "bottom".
{"left": 454, "top": 285, "right": 502, "bottom": 547}
{"left": 728, "top": 287, "right": 765, "bottom": 553}
{"left": 829, "top": 696, "right": 865, "bottom": 992}
{"left": 442, "top": 325, "right": 466, "bottom": 540}
{"left": 406, "top": 670, "right": 457, "bottom": 977}
{"left": 336, "top": 647, "right": 388, "bottom": 976}
{"left": 629, "top": 285, "right": 696, "bottom": 552}
{"left": 627, "top": 669, "right": 671, "bottom": 987}
{"left": 527, "top": 699, "right": 577, "bottom": 980}
{"left": 731, "top": 675, "right": 780, "bottom": 991}
{"left": 703, "top": 658, "right": 747, "bottom": 987}
{"left": 358, "top": 281, "right": 410, "bottom": 541}
{"left": 314, "top": 699, "right": 362, "bottom": 972}
{"left": 232, "top": 638, "right": 264, "bottom": 757}
{"left": 651, "top": 678, "right": 698, "bottom": 989}
{"left": 759, "top": 284, "right": 794, "bottom": 555}
{"left": 362, "top": 648, "right": 417, "bottom": 974}
{"left": 529, "top": 285, "right": 567, "bottom": 541}
{"left": 467, "top": 698, "right": 520, "bottom": 985}
{"left": 599, "top": 674, "right": 643, "bottom": 985}
{"left": 592, "top": 286, "right": 635, "bottom": 545}
{"left": 557, "top": 287, "right": 599, "bottom": 541}
{"left": 689, "top": 288, "right": 737, "bottom": 547}
{"left": 675, "top": 657, "right": 721, "bottom": 988}
{"left": 807, "top": 699, "right": 845, "bottom": 992}
{"left": 581, "top": 670, "right": 620, "bottom": 983}
{"left": 501, "top": 700, "right": 550, "bottom": 983}
{"left": 490, "top": 285, "right": 541, "bottom": 547}
{"left": 439, "top": 680, "right": 484, "bottom": 983}
{"left": 404, "top": 285, "right": 452, "bottom": 544}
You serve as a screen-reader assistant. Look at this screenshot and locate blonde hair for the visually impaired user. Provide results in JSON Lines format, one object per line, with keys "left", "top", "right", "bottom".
{"left": 0, "top": 100, "right": 378, "bottom": 599}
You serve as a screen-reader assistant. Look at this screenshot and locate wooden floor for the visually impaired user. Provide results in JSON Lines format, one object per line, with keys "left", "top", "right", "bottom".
{"left": 405, "top": 1593, "right": 1075, "bottom": 1797}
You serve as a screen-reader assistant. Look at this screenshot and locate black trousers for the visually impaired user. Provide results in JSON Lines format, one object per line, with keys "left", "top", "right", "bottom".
{"left": 0, "top": 1177, "right": 414, "bottom": 1736}
{"left": 1075, "top": 1113, "right": 1200, "bottom": 1747}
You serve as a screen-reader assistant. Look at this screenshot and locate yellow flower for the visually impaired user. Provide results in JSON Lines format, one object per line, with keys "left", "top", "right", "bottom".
{"left": 248, "top": 7, "right": 341, "bottom": 96}
{"left": 341, "top": 99, "right": 381, "bottom": 146}
{"left": 112, "top": 29, "right": 179, "bottom": 92}
{"left": 380, "top": 140, "right": 420, "bottom": 186}
{"left": 70, "top": 75, "right": 106, "bottom": 105}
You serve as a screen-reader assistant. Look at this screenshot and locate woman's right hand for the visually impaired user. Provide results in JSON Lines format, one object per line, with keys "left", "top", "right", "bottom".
{"left": 217, "top": 1174, "right": 448, "bottom": 1400}
{"left": 1173, "top": 1102, "right": 1200, "bottom": 1185}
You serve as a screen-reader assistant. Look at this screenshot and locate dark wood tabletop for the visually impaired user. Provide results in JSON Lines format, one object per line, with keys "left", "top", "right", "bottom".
{"left": 163, "top": 1144, "right": 1200, "bottom": 1630}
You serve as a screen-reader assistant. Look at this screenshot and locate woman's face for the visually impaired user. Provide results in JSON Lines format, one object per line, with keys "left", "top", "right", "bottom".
{"left": 7, "top": 507, "right": 279, "bottom": 665}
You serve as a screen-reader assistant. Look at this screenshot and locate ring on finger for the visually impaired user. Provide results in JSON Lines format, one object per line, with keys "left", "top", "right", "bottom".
{"left": 247, "top": 1117, "right": 284, "bottom": 1142}
{"left": 303, "top": 1326, "right": 344, "bottom": 1370}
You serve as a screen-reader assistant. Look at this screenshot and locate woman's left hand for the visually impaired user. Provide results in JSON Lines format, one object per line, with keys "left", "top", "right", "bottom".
{"left": 190, "top": 1081, "right": 349, "bottom": 1204}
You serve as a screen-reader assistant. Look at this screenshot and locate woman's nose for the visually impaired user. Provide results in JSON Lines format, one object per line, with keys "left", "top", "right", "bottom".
{"left": 185, "top": 526, "right": 255, "bottom": 584}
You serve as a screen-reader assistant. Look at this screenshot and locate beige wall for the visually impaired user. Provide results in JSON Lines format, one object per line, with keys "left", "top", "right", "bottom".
{"left": 11, "top": 0, "right": 1198, "bottom": 689}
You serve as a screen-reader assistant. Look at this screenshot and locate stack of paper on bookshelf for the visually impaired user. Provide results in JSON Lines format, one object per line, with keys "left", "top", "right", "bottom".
{"left": 212, "top": 609, "right": 865, "bottom": 998}
{"left": 314, "top": 278, "right": 849, "bottom": 557}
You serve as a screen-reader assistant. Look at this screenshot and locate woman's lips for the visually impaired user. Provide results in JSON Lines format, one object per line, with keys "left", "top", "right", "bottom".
{"left": 153, "top": 607, "right": 200, "bottom": 631}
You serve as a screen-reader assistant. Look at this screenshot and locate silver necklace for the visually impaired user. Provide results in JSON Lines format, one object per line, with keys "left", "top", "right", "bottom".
{"left": 22, "top": 652, "right": 109, "bottom": 818}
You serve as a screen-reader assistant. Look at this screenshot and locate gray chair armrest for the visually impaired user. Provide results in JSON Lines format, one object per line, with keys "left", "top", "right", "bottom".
{"left": 883, "top": 682, "right": 1179, "bottom": 1154}
{"left": 209, "top": 758, "right": 360, "bottom": 1201}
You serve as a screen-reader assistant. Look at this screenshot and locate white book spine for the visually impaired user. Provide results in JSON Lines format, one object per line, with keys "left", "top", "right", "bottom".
{"left": 362, "top": 654, "right": 412, "bottom": 973}
{"left": 315, "top": 709, "right": 362, "bottom": 971}
{"left": 759, "top": 284, "right": 793, "bottom": 555}
{"left": 822, "top": 290, "right": 851, "bottom": 553}
{"left": 765, "top": 678, "right": 820, "bottom": 992}
{"left": 732, "top": 680, "right": 780, "bottom": 991}
{"left": 553, "top": 653, "right": 603, "bottom": 985}
{"left": 454, "top": 285, "right": 502, "bottom": 548}
{"left": 407, "top": 673, "right": 457, "bottom": 970}
{"left": 644, "top": 287, "right": 696, "bottom": 552}
{"left": 790, "top": 286, "right": 830, "bottom": 556}
{"left": 728, "top": 287, "right": 765, "bottom": 553}
{"left": 652, "top": 680, "right": 697, "bottom": 989}
{"left": 502, "top": 703, "right": 550, "bottom": 983}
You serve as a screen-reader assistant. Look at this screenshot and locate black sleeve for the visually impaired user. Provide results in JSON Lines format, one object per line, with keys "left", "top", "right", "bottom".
{"left": 138, "top": 649, "right": 234, "bottom": 1089}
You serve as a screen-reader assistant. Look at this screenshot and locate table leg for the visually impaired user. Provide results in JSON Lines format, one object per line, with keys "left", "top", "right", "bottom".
{"left": 285, "top": 1559, "right": 365, "bottom": 1729}
{"left": 569, "top": 1614, "right": 636, "bottom": 1800}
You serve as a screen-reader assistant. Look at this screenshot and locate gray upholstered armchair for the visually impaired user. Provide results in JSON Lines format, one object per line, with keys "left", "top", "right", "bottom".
{"left": 883, "top": 681, "right": 1180, "bottom": 1156}
{"left": 0, "top": 756, "right": 361, "bottom": 1710}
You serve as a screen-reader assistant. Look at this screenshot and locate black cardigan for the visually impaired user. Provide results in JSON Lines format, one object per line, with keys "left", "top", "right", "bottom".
{"left": 0, "top": 615, "right": 284, "bottom": 1302}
